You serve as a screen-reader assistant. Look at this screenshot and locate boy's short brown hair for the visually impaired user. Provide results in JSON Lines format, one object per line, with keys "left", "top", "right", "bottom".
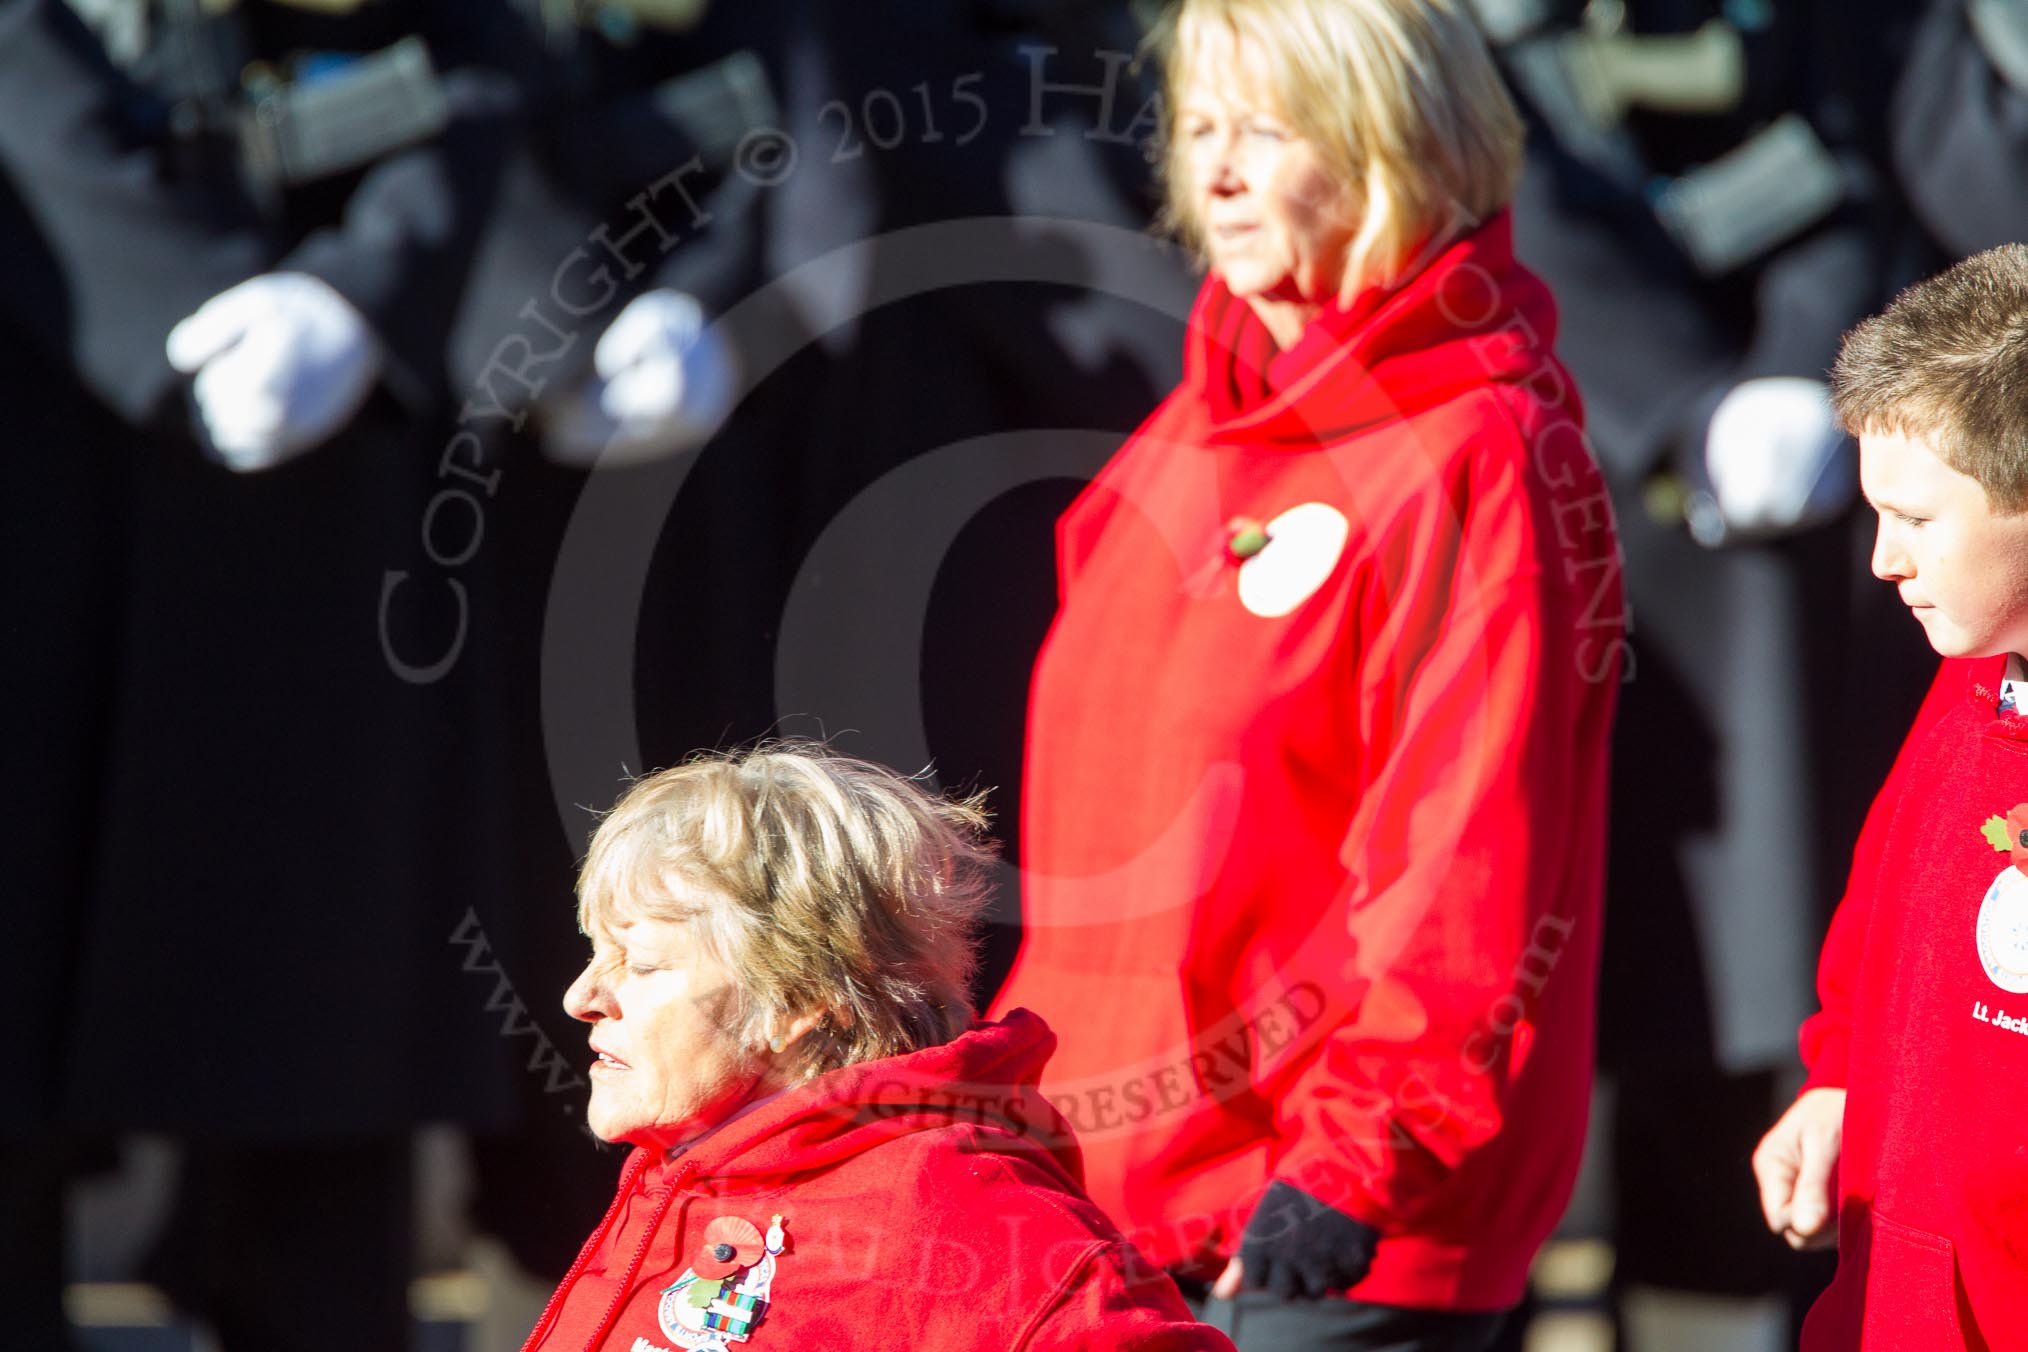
{"left": 1831, "top": 243, "right": 2028, "bottom": 513}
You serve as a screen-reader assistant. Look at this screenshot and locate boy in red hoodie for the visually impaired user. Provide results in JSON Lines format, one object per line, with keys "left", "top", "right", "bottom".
{"left": 1752, "top": 243, "right": 2028, "bottom": 1349}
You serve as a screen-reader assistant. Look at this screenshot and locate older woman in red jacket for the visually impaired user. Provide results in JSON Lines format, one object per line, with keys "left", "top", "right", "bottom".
{"left": 988, "top": 3, "right": 1623, "bottom": 1349}
{"left": 523, "top": 745, "right": 1230, "bottom": 1352}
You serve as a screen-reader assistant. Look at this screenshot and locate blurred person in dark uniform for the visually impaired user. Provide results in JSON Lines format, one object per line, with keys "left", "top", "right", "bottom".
{"left": 1478, "top": 0, "right": 1937, "bottom": 1342}
{"left": 1894, "top": 0, "right": 2028, "bottom": 261}
{"left": 0, "top": 4, "right": 286, "bottom": 1342}
{"left": 706, "top": 0, "right": 1199, "bottom": 993}
{"left": 0, "top": 1, "right": 563, "bottom": 1346}
{"left": 426, "top": 1, "right": 792, "bottom": 1284}
{"left": 462, "top": 0, "right": 1199, "bottom": 1040}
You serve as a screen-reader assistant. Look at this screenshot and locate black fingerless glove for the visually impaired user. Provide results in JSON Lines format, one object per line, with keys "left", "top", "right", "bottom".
{"left": 1236, "top": 1180, "right": 1382, "bottom": 1300}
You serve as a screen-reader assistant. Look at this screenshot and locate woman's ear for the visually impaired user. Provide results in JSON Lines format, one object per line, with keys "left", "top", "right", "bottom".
{"left": 766, "top": 1006, "right": 830, "bottom": 1056}
{"left": 781, "top": 1007, "right": 828, "bottom": 1046}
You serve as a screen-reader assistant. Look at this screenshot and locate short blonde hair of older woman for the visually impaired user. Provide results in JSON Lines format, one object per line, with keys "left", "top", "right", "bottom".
{"left": 576, "top": 744, "right": 997, "bottom": 1080}
{"left": 1156, "top": 0, "right": 1523, "bottom": 295}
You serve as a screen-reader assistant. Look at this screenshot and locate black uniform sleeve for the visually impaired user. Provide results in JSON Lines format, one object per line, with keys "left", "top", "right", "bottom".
{"left": 0, "top": 0, "right": 272, "bottom": 425}
{"left": 1894, "top": 0, "right": 2028, "bottom": 258}
{"left": 278, "top": 65, "right": 523, "bottom": 414}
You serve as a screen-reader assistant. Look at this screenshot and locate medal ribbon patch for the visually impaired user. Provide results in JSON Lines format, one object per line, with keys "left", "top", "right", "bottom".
{"left": 657, "top": 1214, "right": 787, "bottom": 1348}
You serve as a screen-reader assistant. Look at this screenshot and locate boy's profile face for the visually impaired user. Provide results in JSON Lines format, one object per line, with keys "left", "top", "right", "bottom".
{"left": 1860, "top": 427, "right": 2028, "bottom": 661}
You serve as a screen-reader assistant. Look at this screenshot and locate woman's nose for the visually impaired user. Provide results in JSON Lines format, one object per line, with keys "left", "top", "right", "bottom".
{"left": 1206, "top": 142, "right": 1242, "bottom": 195}
{"left": 1192, "top": 128, "right": 1241, "bottom": 196}
{"left": 563, "top": 964, "right": 609, "bottom": 1023}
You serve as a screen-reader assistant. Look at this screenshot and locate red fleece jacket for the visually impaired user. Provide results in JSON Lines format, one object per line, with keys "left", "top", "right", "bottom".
{"left": 1798, "top": 657, "right": 2028, "bottom": 1351}
{"left": 990, "top": 213, "right": 1623, "bottom": 1311}
{"left": 521, "top": 1011, "right": 1230, "bottom": 1352}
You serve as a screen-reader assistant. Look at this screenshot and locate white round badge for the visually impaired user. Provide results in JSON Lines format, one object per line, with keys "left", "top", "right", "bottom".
{"left": 1976, "top": 866, "right": 2028, "bottom": 994}
{"left": 1237, "top": 503, "right": 1352, "bottom": 619}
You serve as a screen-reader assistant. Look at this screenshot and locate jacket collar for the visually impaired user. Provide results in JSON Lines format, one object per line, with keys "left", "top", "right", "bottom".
{"left": 1964, "top": 655, "right": 2028, "bottom": 740}
{"left": 636, "top": 1009, "right": 1084, "bottom": 1188}
{"left": 1182, "top": 210, "right": 1564, "bottom": 450}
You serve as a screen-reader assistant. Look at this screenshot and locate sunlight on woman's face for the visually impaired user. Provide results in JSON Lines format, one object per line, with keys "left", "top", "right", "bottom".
{"left": 1177, "top": 29, "right": 1355, "bottom": 309}
{"left": 563, "top": 892, "right": 767, "bottom": 1151}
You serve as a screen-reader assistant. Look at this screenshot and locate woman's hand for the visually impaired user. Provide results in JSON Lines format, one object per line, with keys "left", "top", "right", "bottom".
{"left": 1210, "top": 1180, "right": 1381, "bottom": 1300}
{"left": 1752, "top": 1087, "right": 1846, "bottom": 1250}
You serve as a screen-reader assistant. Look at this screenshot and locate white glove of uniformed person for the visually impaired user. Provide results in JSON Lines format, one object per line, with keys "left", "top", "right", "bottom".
{"left": 541, "top": 289, "right": 736, "bottom": 467}
{"left": 167, "top": 272, "right": 383, "bottom": 473}
{"left": 1686, "top": 376, "right": 1857, "bottom": 546}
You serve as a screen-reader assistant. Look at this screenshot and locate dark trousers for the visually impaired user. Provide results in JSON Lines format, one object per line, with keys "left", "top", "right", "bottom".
{"left": 0, "top": 1140, "right": 75, "bottom": 1348}
{"left": 1179, "top": 1282, "right": 1509, "bottom": 1352}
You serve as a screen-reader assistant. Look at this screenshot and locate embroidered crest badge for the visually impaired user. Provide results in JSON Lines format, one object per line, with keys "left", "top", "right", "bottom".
{"left": 1976, "top": 806, "right": 2028, "bottom": 993}
{"left": 657, "top": 1214, "right": 786, "bottom": 1348}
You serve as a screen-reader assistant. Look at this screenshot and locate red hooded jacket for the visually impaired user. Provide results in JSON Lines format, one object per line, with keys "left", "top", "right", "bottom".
{"left": 521, "top": 1010, "right": 1231, "bottom": 1352}
{"left": 1797, "top": 656, "right": 2028, "bottom": 1350}
{"left": 990, "top": 213, "right": 1623, "bottom": 1312}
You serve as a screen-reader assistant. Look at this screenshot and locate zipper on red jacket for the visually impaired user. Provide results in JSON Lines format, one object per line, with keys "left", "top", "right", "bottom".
{"left": 520, "top": 1149, "right": 652, "bottom": 1351}
{"left": 582, "top": 1158, "right": 695, "bottom": 1352}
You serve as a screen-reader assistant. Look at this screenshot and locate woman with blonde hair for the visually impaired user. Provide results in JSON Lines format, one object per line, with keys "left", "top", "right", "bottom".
{"left": 522, "top": 744, "right": 1232, "bottom": 1352}
{"left": 989, "top": 2, "right": 1622, "bottom": 1348}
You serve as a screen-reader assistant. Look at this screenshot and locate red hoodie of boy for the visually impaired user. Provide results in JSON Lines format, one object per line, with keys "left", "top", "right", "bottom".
{"left": 991, "top": 214, "right": 1623, "bottom": 1312}
{"left": 1797, "top": 656, "right": 2028, "bottom": 1349}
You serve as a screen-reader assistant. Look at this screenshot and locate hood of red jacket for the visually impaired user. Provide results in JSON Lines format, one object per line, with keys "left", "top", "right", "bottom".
{"left": 1184, "top": 210, "right": 1563, "bottom": 449}
{"left": 668, "top": 1008, "right": 1084, "bottom": 1186}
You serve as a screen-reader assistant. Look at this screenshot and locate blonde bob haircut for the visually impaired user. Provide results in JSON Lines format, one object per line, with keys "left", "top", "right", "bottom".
{"left": 1155, "top": 0, "right": 1524, "bottom": 294}
{"left": 577, "top": 743, "right": 997, "bottom": 1081}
